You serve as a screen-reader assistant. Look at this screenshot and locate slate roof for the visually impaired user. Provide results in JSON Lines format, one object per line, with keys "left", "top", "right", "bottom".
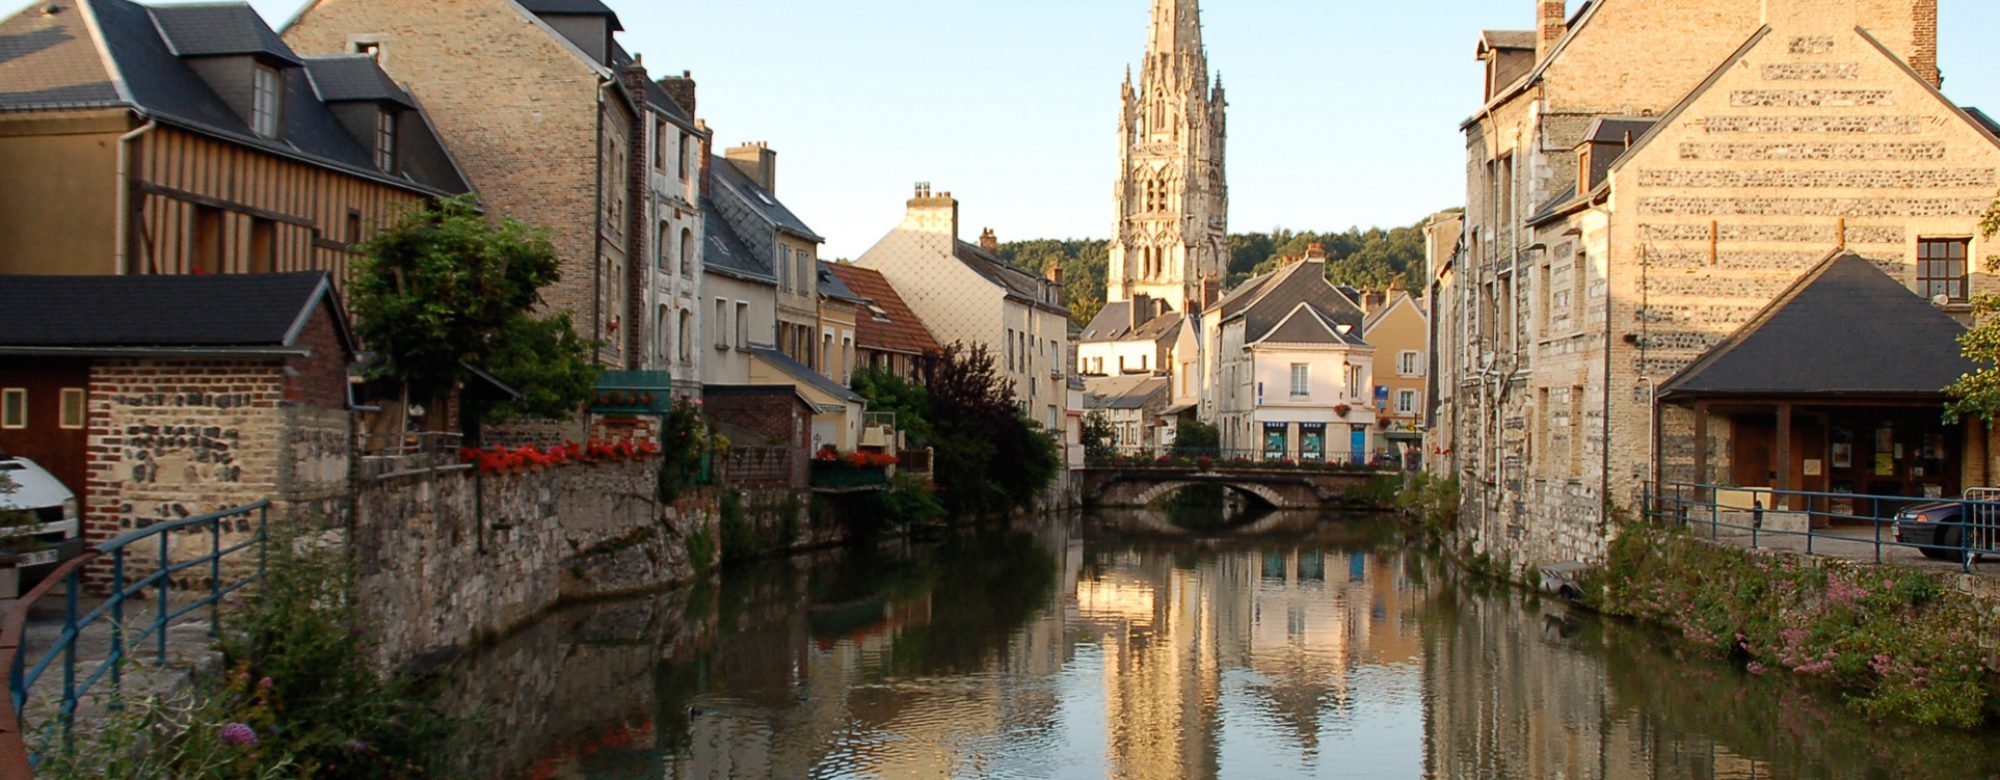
{"left": 1586, "top": 116, "right": 1657, "bottom": 145}
{"left": 1216, "top": 259, "right": 1368, "bottom": 345}
{"left": 0, "top": 271, "right": 352, "bottom": 354}
{"left": 1662, "top": 252, "right": 1974, "bottom": 397}
{"left": 951, "top": 241, "right": 1067, "bottom": 315}
{"left": 150, "top": 3, "right": 299, "bottom": 64}
{"left": 302, "top": 56, "right": 414, "bottom": 107}
{"left": 1966, "top": 107, "right": 2000, "bottom": 138}
{"left": 749, "top": 347, "right": 864, "bottom": 404}
{"left": 1080, "top": 301, "right": 1185, "bottom": 344}
{"left": 1083, "top": 375, "right": 1169, "bottom": 411}
{"left": 828, "top": 264, "right": 941, "bottom": 357}
{"left": 1258, "top": 303, "right": 1367, "bottom": 347}
{"left": 515, "top": 0, "right": 622, "bottom": 30}
{"left": 0, "top": 0, "right": 468, "bottom": 196}
{"left": 1479, "top": 30, "right": 1535, "bottom": 51}
{"left": 816, "top": 261, "right": 866, "bottom": 305}
{"left": 700, "top": 201, "right": 773, "bottom": 283}
{"left": 711, "top": 156, "right": 822, "bottom": 242}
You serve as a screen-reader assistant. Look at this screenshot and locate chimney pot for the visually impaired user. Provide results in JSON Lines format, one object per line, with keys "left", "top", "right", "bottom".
{"left": 979, "top": 228, "right": 998, "bottom": 254}
{"left": 1306, "top": 243, "right": 1328, "bottom": 260}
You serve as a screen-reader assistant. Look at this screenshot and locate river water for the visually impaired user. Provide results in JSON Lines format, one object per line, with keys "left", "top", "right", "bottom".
{"left": 442, "top": 512, "right": 2000, "bottom": 779}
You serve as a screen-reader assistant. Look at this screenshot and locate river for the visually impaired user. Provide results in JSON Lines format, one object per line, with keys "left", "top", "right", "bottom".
{"left": 439, "top": 511, "right": 2000, "bottom": 779}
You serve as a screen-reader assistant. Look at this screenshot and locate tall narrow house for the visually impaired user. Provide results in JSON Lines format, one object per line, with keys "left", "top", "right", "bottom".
{"left": 1109, "top": 0, "right": 1227, "bottom": 315}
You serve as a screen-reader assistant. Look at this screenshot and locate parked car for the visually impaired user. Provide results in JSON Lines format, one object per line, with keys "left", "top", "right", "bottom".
{"left": 0, "top": 448, "right": 85, "bottom": 575}
{"left": 1893, "top": 499, "right": 2000, "bottom": 562}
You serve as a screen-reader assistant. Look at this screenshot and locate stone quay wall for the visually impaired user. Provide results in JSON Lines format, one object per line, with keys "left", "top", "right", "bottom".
{"left": 350, "top": 459, "right": 719, "bottom": 667}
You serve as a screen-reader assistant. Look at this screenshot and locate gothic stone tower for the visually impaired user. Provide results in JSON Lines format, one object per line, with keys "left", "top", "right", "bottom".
{"left": 1110, "top": 0, "right": 1228, "bottom": 314}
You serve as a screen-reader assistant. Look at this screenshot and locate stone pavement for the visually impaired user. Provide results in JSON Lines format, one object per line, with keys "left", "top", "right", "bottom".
{"left": 10, "top": 580, "right": 226, "bottom": 750}
{"left": 1692, "top": 521, "right": 2000, "bottom": 575}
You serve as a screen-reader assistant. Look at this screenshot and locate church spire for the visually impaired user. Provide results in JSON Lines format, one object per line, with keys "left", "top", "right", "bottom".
{"left": 1110, "top": 0, "right": 1227, "bottom": 314}
{"left": 1148, "top": 0, "right": 1203, "bottom": 60}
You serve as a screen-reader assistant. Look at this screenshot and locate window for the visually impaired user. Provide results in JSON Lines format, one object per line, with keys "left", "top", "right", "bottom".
{"left": 346, "top": 210, "right": 363, "bottom": 245}
{"left": 1007, "top": 329, "right": 1016, "bottom": 371}
{"left": 58, "top": 388, "right": 86, "bottom": 430}
{"left": 1919, "top": 238, "right": 1970, "bottom": 303}
{"left": 735, "top": 302, "right": 749, "bottom": 348}
{"left": 0, "top": 389, "right": 23, "bottom": 430}
{"left": 657, "top": 223, "right": 672, "bottom": 270}
{"left": 1290, "top": 364, "right": 1310, "bottom": 397}
{"left": 654, "top": 121, "right": 669, "bottom": 172}
{"left": 797, "top": 252, "right": 811, "bottom": 296}
{"left": 374, "top": 108, "right": 396, "bottom": 172}
{"left": 680, "top": 309, "right": 696, "bottom": 364}
{"left": 252, "top": 64, "right": 281, "bottom": 139}
{"left": 655, "top": 306, "right": 671, "bottom": 365}
{"left": 714, "top": 299, "right": 729, "bottom": 349}
{"left": 1397, "top": 350, "right": 1423, "bottom": 377}
{"left": 351, "top": 40, "right": 381, "bottom": 60}
{"left": 822, "top": 332, "right": 834, "bottom": 374}
{"left": 680, "top": 228, "right": 695, "bottom": 277}
{"left": 249, "top": 218, "right": 275, "bottom": 274}
{"left": 1396, "top": 389, "right": 1420, "bottom": 415}
{"left": 678, "top": 133, "right": 692, "bottom": 182}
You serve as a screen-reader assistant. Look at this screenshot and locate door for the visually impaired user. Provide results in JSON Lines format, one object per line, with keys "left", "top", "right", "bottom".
{"left": 1731, "top": 414, "right": 1776, "bottom": 488}
{"left": 0, "top": 359, "right": 90, "bottom": 499}
{"left": 1350, "top": 425, "right": 1368, "bottom": 465}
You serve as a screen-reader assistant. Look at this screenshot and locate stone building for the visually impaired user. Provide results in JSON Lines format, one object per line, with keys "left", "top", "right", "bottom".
{"left": 1204, "top": 245, "right": 1377, "bottom": 462}
{"left": 1423, "top": 211, "right": 1466, "bottom": 478}
{"left": 0, "top": 0, "right": 470, "bottom": 283}
{"left": 1109, "top": 0, "right": 1228, "bottom": 315}
{"left": 854, "top": 186, "right": 1074, "bottom": 434}
{"left": 0, "top": 273, "right": 355, "bottom": 577}
{"left": 284, "top": 0, "right": 710, "bottom": 384}
{"left": 1433, "top": 0, "right": 1993, "bottom": 572}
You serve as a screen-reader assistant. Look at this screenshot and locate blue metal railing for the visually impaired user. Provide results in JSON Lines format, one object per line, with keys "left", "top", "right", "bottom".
{"left": 1645, "top": 482, "right": 2000, "bottom": 573}
{"left": 1086, "top": 448, "right": 1392, "bottom": 472}
{"left": 0, "top": 500, "right": 270, "bottom": 774}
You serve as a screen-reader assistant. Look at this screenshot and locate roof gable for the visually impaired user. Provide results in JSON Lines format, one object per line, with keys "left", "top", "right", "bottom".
{"left": 1227, "top": 261, "right": 1368, "bottom": 343}
{"left": 1662, "top": 252, "right": 1974, "bottom": 397}
{"left": 0, "top": 0, "right": 121, "bottom": 110}
{"left": 827, "top": 264, "right": 941, "bottom": 356}
{"left": 711, "top": 156, "right": 822, "bottom": 242}
{"left": 700, "top": 200, "right": 774, "bottom": 283}
{"left": 1255, "top": 303, "right": 1352, "bottom": 347}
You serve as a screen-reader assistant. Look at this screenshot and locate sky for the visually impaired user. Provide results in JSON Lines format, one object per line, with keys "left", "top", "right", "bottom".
{"left": 11, "top": 0, "right": 1998, "bottom": 259}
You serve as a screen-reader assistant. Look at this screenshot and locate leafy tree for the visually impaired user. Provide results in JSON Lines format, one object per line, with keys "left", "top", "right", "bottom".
{"left": 923, "top": 342, "right": 1060, "bottom": 518}
{"left": 1944, "top": 194, "right": 2000, "bottom": 423}
{"left": 1173, "top": 419, "right": 1221, "bottom": 455}
{"left": 349, "top": 195, "right": 601, "bottom": 442}
{"left": 1081, "top": 412, "right": 1116, "bottom": 460}
{"left": 852, "top": 367, "right": 933, "bottom": 447}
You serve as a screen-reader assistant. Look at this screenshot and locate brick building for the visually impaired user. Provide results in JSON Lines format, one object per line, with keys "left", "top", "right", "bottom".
{"left": 0, "top": 273, "right": 356, "bottom": 564}
{"left": 0, "top": 0, "right": 470, "bottom": 285}
{"left": 1432, "top": 0, "right": 1996, "bottom": 572}
{"left": 284, "top": 0, "right": 711, "bottom": 386}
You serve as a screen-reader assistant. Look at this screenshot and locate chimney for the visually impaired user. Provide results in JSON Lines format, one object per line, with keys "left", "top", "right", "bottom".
{"left": 696, "top": 120, "right": 713, "bottom": 197}
{"left": 1046, "top": 262, "right": 1064, "bottom": 307}
{"left": 980, "top": 228, "right": 998, "bottom": 254}
{"left": 905, "top": 182, "right": 959, "bottom": 242}
{"left": 1911, "top": 0, "right": 1939, "bottom": 88}
{"left": 1305, "top": 243, "right": 1328, "bottom": 262}
{"left": 660, "top": 70, "right": 697, "bottom": 118}
{"left": 1537, "top": 0, "right": 1567, "bottom": 63}
{"left": 1131, "top": 293, "right": 1152, "bottom": 330}
{"left": 725, "top": 142, "right": 776, "bottom": 194}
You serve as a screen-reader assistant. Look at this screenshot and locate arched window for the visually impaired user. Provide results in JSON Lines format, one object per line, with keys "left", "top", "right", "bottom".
{"left": 655, "top": 305, "right": 671, "bottom": 367}
{"left": 680, "top": 228, "right": 694, "bottom": 277}
{"left": 679, "top": 309, "right": 694, "bottom": 365}
{"left": 657, "top": 223, "right": 671, "bottom": 270}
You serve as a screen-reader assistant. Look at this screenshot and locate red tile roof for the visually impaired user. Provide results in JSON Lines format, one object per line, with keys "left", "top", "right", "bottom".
{"left": 827, "top": 264, "right": 942, "bottom": 357}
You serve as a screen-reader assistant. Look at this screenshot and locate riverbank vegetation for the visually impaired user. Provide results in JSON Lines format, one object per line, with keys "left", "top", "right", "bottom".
{"left": 39, "top": 534, "right": 450, "bottom": 778}
{"left": 1588, "top": 524, "right": 1998, "bottom": 728}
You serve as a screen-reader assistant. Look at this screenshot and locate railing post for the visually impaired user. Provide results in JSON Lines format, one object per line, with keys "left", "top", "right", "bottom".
{"left": 156, "top": 529, "right": 169, "bottom": 667}
{"left": 110, "top": 549, "right": 124, "bottom": 705}
{"left": 61, "top": 576, "right": 76, "bottom": 754}
{"left": 258, "top": 504, "right": 269, "bottom": 585}
{"left": 1964, "top": 516, "right": 1974, "bottom": 574}
{"left": 1874, "top": 512, "right": 1882, "bottom": 564}
{"left": 209, "top": 517, "right": 222, "bottom": 639}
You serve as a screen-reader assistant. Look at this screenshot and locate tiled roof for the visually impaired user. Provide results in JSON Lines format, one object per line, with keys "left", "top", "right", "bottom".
{"left": 0, "top": 0, "right": 468, "bottom": 196}
{"left": 816, "top": 261, "right": 866, "bottom": 305}
{"left": 711, "top": 156, "right": 822, "bottom": 242}
{"left": 1258, "top": 303, "right": 1365, "bottom": 347}
{"left": 701, "top": 201, "right": 773, "bottom": 283}
{"left": 827, "top": 264, "right": 942, "bottom": 357}
{"left": 750, "top": 347, "right": 864, "bottom": 404}
{"left": 1083, "top": 375, "right": 1169, "bottom": 411}
{"left": 1480, "top": 30, "right": 1535, "bottom": 50}
{"left": 1663, "top": 252, "right": 1973, "bottom": 397}
{"left": 951, "top": 241, "right": 1066, "bottom": 315}
{"left": 0, "top": 271, "right": 350, "bottom": 352}
{"left": 1217, "top": 260, "right": 1367, "bottom": 344}
{"left": 302, "top": 56, "right": 414, "bottom": 107}
{"left": 1080, "top": 301, "right": 1184, "bottom": 344}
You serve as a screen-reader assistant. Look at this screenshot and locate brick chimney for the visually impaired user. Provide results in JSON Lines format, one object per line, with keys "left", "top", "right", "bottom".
{"left": 660, "top": 70, "right": 697, "bottom": 117}
{"left": 696, "top": 120, "right": 713, "bottom": 197}
{"left": 1537, "top": 0, "right": 1567, "bottom": 63}
{"left": 1305, "top": 243, "right": 1328, "bottom": 262}
{"left": 1131, "top": 293, "right": 1152, "bottom": 330}
{"left": 1911, "top": 0, "right": 1939, "bottom": 88}
{"left": 725, "top": 142, "right": 776, "bottom": 194}
{"left": 904, "top": 182, "right": 959, "bottom": 243}
{"left": 979, "top": 228, "right": 998, "bottom": 254}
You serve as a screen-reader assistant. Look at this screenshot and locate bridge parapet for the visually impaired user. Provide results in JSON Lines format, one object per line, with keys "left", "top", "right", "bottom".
{"left": 1080, "top": 465, "right": 1399, "bottom": 511}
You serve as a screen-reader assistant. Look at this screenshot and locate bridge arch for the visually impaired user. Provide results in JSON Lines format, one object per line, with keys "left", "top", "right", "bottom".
{"left": 1128, "top": 480, "right": 1289, "bottom": 510}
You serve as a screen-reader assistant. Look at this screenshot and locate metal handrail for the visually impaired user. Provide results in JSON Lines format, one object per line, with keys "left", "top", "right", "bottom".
{"left": 0, "top": 500, "right": 270, "bottom": 776}
{"left": 1645, "top": 481, "right": 1999, "bottom": 573}
{"left": 1086, "top": 448, "right": 1388, "bottom": 472}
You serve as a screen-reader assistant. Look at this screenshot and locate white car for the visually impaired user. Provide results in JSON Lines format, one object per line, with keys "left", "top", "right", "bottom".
{"left": 0, "top": 448, "right": 83, "bottom": 572}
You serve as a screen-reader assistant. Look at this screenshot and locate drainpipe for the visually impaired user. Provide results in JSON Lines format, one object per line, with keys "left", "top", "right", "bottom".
{"left": 114, "top": 119, "right": 158, "bottom": 275}
{"left": 592, "top": 78, "right": 612, "bottom": 366}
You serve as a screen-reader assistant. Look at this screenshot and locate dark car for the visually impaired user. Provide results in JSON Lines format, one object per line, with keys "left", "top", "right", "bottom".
{"left": 1894, "top": 500, "right": 2000, "bottom": 562}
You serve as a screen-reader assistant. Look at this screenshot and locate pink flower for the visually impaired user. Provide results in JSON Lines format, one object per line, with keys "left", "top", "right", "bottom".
{"left": 220, "top": 722, "right": 258, "bottom": 747}
{"left": 1746, "top": 662, "right": 1767, "bottom": 675}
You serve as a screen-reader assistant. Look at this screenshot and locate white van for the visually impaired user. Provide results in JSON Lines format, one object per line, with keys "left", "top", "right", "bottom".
{"left": 0, "top": 448, "right": 84, "bottom": 571}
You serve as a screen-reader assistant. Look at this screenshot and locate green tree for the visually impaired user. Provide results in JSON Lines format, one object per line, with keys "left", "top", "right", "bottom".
{"left": 852, "top": 367, "right": 933, "bottom": 447}
{"left": 923, "top": 343, "right": 1060, "bottom": 518}
{"left": 1080, "top": 411, "right": 1116, "bottom": 461}
{"left": 349, "top": 195, "right": 600, "bottom": 442}
{"left": 1173, "top": 419, "right": 1220, "bottom": 454}
{"left": 1944, "top": 194, "right": 2000, "bottom": 423}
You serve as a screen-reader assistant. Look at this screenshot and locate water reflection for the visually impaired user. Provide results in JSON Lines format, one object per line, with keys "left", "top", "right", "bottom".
{"left": 446, "top": 514, "right": 2000, "bottom": 779}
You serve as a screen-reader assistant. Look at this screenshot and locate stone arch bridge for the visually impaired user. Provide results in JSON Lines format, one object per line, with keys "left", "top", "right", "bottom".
{"left": 1080, "top": 466, "right": 1395, "bottom": 511}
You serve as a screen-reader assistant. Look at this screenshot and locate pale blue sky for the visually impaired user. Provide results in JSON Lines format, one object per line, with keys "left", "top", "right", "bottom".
{"left": 13, "top": 0, "right": 1997, "bottom": 257}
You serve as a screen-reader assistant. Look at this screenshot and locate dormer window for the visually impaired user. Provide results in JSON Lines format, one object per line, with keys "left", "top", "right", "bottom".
{"left": 251, "top": 64, "right": 281, "bottom": 138}
{"left": 374, "top": 108, "right": 396, "bottom": 172}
